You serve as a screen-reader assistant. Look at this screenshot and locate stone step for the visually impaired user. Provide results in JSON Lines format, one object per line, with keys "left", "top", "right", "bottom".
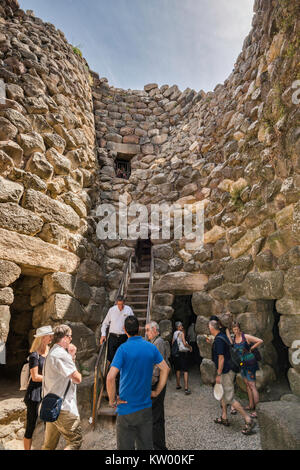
{"left": 128, "top": 283, "right": 149, "bottom": 290}
{"left": 128, "top": 283, "right": 149, "bottom": 288}
{"left": 127, "top": 293, "right": 149, "bottom": 299}
{"left": 127, "top": 287, "right": 149, "bottom": 294}
{"left": 131, "top": 272, "right": 150, "bottom": 280}
{"left": 126, "top": 295, "right": 148, "bottom": 301}
{"left": 130, "top": 301, "right": 148, "bottom": 306}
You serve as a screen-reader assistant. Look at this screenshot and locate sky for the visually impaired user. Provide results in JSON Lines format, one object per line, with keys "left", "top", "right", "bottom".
{"left": 19, "top": 0, "right": 254, "bottom": 92}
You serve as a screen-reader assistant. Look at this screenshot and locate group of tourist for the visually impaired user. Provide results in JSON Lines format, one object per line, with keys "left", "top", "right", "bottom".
{"left": 23, "top": 324, "right": 83, "bottom": 450}
{"left": 208, "top": 317, "right": 263, "bottom": 434}
{"left": 22, "top": 295, "right": 263, "bottom": 450}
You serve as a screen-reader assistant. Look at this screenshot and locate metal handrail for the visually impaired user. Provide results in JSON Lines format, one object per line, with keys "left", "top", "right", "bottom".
{"left": 91, "top": 252, "right": 133, "bottom": 427}
{"left": 145, "top": 246, "right": 154, "bottom": 337}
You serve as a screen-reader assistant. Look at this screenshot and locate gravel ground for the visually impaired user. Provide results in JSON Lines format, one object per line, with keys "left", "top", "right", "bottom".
{"left": 84, "top": 367, "right": 261, "bottom": 451}
{"left": 165, "top": 368, "right": 261, "bottom": 450}
{"left": 4, "top": 369, "right": 262, "bottom": 450}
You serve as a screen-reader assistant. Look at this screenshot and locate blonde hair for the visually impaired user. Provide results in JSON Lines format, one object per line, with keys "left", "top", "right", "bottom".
{"left": 30, "top": 336, "right": 44, "bottom": 353}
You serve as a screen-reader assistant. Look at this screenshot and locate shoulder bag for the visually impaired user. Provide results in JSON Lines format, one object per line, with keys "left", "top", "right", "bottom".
{"left": 39, "top": 354, "right": 71, "bottom": 422}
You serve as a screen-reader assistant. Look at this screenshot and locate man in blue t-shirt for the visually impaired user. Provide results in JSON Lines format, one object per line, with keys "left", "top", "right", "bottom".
{"left": 107, "top": 316, "right": 170, "bottom": 450}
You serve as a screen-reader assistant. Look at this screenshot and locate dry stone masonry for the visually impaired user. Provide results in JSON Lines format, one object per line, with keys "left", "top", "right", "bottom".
{"left": 0, "top": 0, "right": 300, "bottom": 433}
{"left": 91, "top": 0, "right": 300, "bottom": 397}
{"left": 0, "top": 0, "right": 105, "bottom": 373}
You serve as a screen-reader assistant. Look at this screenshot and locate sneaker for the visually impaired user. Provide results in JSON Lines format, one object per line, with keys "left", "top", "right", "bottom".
{"left": 185, "top": 389, "right": 191, "bottom": 395}
{"left": 176, "top": 386, "right": 182, "bottom": 390}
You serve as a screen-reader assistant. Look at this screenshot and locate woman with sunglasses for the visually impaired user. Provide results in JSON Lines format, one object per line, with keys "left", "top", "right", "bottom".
{"left": 23, "top": 326, "right": 54, "bottom": 450}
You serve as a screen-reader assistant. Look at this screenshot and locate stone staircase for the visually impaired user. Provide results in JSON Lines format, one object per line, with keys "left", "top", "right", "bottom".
{"left": 126, "top": 272, "right": 150, "bottom": 337}
{"left": 97, "top": 272, "right": 150, "bottom": 418}
{"left": 92, "top": 253, "right": 152, "bottom": 421}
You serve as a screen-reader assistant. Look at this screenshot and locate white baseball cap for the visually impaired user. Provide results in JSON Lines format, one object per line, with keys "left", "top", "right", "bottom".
{"left": 34, "top": 326, "right": 54, "bottom": 337}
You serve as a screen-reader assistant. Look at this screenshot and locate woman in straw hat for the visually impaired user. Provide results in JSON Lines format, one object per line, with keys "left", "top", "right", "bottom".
{"left": 24, "top": 326, "right": 54, "bottom": 450}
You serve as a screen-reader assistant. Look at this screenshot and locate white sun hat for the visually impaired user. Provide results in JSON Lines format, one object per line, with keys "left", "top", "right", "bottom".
{"left": 34, "top": 326, "right": 54, "bottom": 337}
{"left": 214, "top": 383, "right": 224, "bottom": 401}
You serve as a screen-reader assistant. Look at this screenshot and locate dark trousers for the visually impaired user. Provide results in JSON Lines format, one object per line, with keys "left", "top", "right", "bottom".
{"left": 108, "top": 334, "right": 127, "bottom": 393}
{"left": 152, "top": 385, "right": 167, "bottom": 450}
{"left": 107, "top": 334, "right": 127, "bottom": 363}
{"left": 24, "top": 399, "right": 40, "bottom": 439}
{"left": 116, "top": 407, "right": 153, "bottom": 450}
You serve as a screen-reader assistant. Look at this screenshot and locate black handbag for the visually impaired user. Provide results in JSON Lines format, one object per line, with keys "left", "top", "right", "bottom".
{"left": 171, "top": 338, "right": 180, "bottom": 358}
{"left": 39, "top": 354, "right": 71, "bottom": 422}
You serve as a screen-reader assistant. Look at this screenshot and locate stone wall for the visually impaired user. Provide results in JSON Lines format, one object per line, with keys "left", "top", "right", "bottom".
{"left": 0, "top": 0, "right": 106, "bottom": 370}
{"left": 91, "top": 0, "right": 300, "bottom": 395}
{"left": 0, "top": 0, "right": 299, "bottom": 396}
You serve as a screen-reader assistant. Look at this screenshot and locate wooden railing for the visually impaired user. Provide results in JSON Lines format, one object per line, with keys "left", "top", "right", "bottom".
{"left": 91, "top": 252, "right": 133, "bottom": 427}
{"left": 91, "top": 329, "right": 109, "bottom": 429}
{"left": 145, "top": 247, "right": 154, "bottom": 337}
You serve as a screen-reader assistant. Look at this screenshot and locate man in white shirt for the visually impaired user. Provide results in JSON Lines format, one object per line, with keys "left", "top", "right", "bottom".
{"left": 42, "top": 324, "right": 82, "bottom": 451}
{"left": 100, "top": 295, "right": 134, "bottom": 363}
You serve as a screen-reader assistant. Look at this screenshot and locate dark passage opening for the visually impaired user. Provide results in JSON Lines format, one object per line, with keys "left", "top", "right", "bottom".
{"left": 115, "top": 157, "right": 131, "bottom": 179}
{"left": 1, "top": 275, "right": 40, "bottom": 380}
{"left": 135, "top": 238, "right": 152, "bottom": 272}
{"left": 272, "top": 305, "right": 290, "bottom": 381}
{"left": 172, "top": 295, "right": 201, "bottom": 366}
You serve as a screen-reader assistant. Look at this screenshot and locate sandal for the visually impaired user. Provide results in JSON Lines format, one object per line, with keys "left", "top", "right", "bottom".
{"left": 214, "top": 417, "right": 230, "bottom": 426}
{"left": 245, "top": 406, "right": 255, "bottom": 411}
{"left": 230, "top": 408, "right": 237, "bottom": 415}
{"left": 185, "top": 389, "right": 191, "bottom": 395}
{"left": 242, "top": 418, "right": 256, "bottom": 435}
{"left": 249, "top": 411, "right": 257, "bottom": 419}
{"left": 176, "top": 386, "right": 182, "bottom": 390}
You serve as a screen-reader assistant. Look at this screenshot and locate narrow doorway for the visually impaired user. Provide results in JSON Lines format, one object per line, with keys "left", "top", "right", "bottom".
{"left": 272, "top": 305, "right": 290, "bottom": 382}
{"left": 172, "top": 295, "right": 201, "bottom": 367}
{"left": 1, "top": 275, "right": 42, "bottom": 380}
{"left": 135, "top": 238, "right": 152, "bottom": 273}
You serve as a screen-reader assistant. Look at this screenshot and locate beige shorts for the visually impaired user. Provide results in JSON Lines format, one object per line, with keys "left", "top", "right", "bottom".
{"left": 42, "top": 410, "right": 82, "bottom": 450}
{"left": 220, "top": 370, "right": 236, "bottom": 405}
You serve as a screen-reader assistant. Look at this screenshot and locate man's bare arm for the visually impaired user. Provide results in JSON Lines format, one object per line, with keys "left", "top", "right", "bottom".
{"left": 106, "top": 366, "right": 118, "bottom": 405}
{"left": 151, "top": 360, "right": 170, "bottom": 398}
{"left": 70, "top": 370, "right": 82, "bottom": 384}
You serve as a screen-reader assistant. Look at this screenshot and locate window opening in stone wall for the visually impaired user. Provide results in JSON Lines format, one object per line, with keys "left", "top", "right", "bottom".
{"left": 115, "top": 157, "right": 131, "bottom": 179}
{"left": 172, "top": 295, "right": 201, "bottom": 367}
